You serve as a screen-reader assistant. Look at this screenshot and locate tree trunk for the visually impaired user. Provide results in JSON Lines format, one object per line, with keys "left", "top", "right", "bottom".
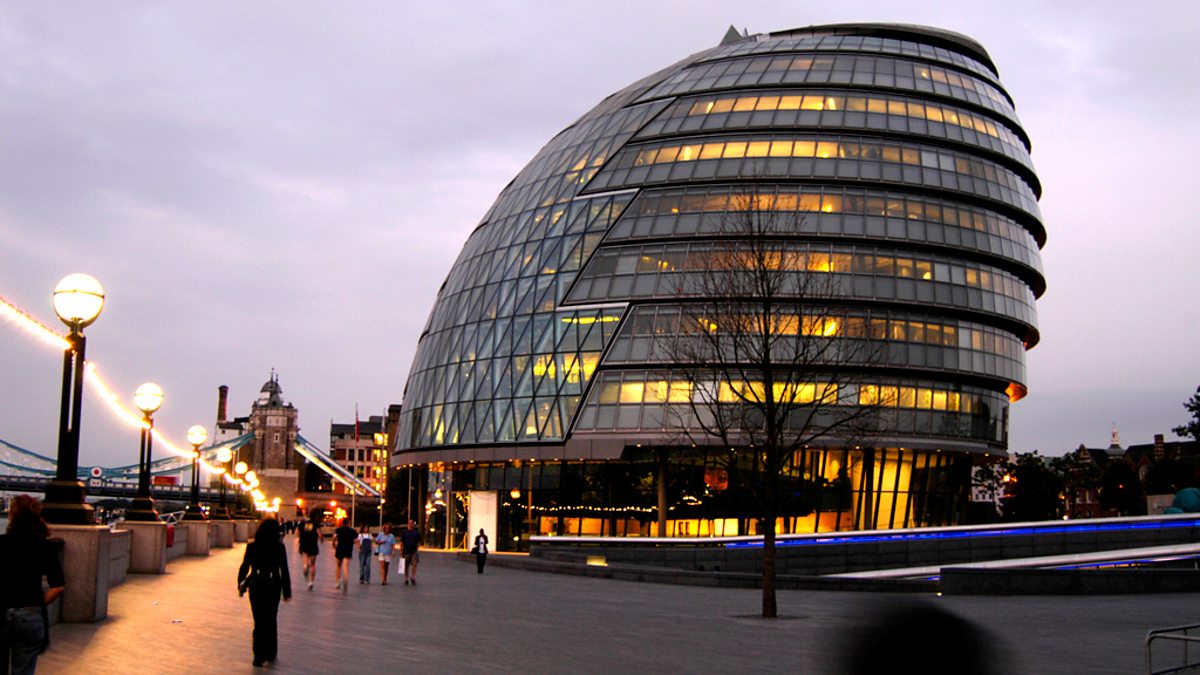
{"left": 656, "top": 448, "right": 668, "bottom": 537}
{"left": 762, "top": 472, "right": 779, "bottom": 618}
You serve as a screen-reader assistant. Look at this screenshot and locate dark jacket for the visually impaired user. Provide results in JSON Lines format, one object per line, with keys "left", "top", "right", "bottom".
{"left": 238, "top": 538, "right": 292, "bottom": 599}
{"left": 0, "top": 533, "right": 65, "bottom": 608}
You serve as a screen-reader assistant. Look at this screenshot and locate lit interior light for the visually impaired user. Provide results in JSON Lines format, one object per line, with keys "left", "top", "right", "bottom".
{"left": 560, "top": 315, "right": 620, "bottom": 325}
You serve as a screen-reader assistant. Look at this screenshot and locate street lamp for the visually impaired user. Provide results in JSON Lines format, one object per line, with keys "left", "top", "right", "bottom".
{"left": 42, "top": 273, "right": 105, "bottom": 525}
{"left": 213, "top": 445, "right": 233, "bottom": 520}
{"left": 182, "top": 425, "right": 208, "bottom": 521}
{"left": 125, "top": 382, "right": 164, "bottom": 521}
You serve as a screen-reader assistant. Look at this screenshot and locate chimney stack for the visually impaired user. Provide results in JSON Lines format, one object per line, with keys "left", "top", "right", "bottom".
{"left": 218, "top": 385, "right": 229, "bottom": 424}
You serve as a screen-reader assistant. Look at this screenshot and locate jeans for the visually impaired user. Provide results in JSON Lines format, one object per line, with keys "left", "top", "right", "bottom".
{"left": 359, "top": 553, "right": 372, "bottom": 582}
{"left": 2, "top": 607, "right": 45, "bottom": 675}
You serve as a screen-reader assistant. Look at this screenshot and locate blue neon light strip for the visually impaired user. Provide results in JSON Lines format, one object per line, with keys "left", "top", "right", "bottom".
{"left": 1052, "top": 554, "right": 1200, "bottom": 571}
{"left": 723, "top": 517, "right": 1200, "bottom": 549}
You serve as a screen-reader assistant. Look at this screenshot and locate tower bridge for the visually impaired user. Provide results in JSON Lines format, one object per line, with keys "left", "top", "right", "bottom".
{"left": 0, "top": 429, "right": 379, "bottom": 511}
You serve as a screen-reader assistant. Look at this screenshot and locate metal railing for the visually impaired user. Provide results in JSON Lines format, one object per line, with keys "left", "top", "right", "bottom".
{"left": 294, "top": 435, "right": 380, "bottom": 498}
{"left": 1146, "top": 623, "right": 1200, "bottom": 674}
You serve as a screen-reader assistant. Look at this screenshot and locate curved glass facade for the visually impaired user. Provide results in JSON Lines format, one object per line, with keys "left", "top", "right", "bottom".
{"left": 399, "top": 24, "right": 1045, "bottom": 544}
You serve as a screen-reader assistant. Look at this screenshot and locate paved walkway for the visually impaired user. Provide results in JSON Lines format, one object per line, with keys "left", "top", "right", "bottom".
{"left": 36, "top": 536, "right": 1200, "bottom": 673}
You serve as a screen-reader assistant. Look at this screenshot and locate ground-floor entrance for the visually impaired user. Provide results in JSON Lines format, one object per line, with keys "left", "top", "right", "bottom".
{"left": 413, "top": 446, "right": 978, "bottom": 552}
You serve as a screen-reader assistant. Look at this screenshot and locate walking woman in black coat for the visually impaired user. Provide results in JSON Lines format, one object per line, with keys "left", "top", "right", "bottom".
{"left": 238, "top": 517, "right": 292, "bottom": 667}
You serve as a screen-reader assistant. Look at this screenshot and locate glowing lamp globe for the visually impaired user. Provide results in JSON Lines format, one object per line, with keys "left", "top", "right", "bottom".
{"left": 217, "top": 447, "right": 233, "bottom": 464}
{"left": 53, "top": 273, "right": 105, "bottom": 328}
{"left": 234, "top": 461, "right": 248, "bottom": 475}
{"left": 186, "top": 425, "right": 208, "bottom": 447}
{"left": 133, "top": 383, "right": 164, "bottom": 415}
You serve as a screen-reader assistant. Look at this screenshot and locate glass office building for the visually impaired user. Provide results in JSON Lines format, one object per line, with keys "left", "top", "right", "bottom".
{"left": 398, "top": 24, "right": 1045, "bottom": 549}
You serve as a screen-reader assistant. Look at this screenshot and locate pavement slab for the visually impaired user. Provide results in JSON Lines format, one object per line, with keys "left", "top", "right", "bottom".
{"left": 34, "top": 535, "right": 1200, "bottom": 674}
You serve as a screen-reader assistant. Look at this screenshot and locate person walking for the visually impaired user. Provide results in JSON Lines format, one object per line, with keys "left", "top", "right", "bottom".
{"left": 237, "top": 517, "right": 292, "bottom": 668}
{"left": 355, "top": 523, "right": 374, "bottom": 581}
{"left": 472, "top": 528, "right": 489, "bottom": 574}
{"left": 400, "top": 519, "right": 422, "bottom": 586}
{"left": 374, "top": 524, "right": 396, "bottom": 585}
{"left": 0, "top": 495, "right": 65, "bottom": 675}
{"left": 332, "top": 519, "right": 356, "bottom": 593}
{"left": 297, "top": 512, "right": 322, "bottom": 591}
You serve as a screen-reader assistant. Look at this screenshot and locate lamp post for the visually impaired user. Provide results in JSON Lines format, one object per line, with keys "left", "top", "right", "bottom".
{"left": 214, "top": 446, "right": 233, "bottom": 520}
{"left": 125, "top": 382, "right": 164, "bottom": 521}
{"left": 182, "top": 425, "right": 208, "bottom": 521}
{"left": 42, "top": 273, "right": 105, "bottom": 525}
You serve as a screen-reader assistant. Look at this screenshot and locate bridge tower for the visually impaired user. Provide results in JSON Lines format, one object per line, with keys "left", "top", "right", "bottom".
{"left": 243, "top": 373, "right": 303, "bottom": 503}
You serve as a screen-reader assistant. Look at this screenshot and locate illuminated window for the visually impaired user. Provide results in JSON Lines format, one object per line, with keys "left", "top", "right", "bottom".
{"left": 668, "top": 381, "right": 693, "bottom": 403}
{"left": 619, "top": 382, "right": 645, "bottom": 403}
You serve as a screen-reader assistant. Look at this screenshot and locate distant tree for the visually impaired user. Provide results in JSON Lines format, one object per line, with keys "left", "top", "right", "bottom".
{"left": 971, "top": 463, "right": 1006, "bottom": 515}
{"left": 969, "top": 458, "right": 1008, "bottom": 516}
{"left": 1143, "top": 458, "right": 1195, "bottom": 495}
{"left": 1099, "top": 460, "right": 1144, "bottom": 515}
{"left": 1050, "top": 450, "right": 1101, "bottom": 518}
{"left": 1173, "top": 386, "right": 1200, "bottom": 442}
{"left": 1000, "top": 451, "right": 1064, "bottom": 521}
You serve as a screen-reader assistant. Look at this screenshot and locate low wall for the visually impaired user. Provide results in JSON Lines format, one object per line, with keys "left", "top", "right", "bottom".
{"left": 941, "top": 567, "right": 1200, "bottom": 595}
{"left": 455, "top": 551, "right": 933, "bottom": 592}
{"left": 531, "top": 514, "right": 1200, "bottom": 576}
{"left": 108, "top": 529, "right": 130, "bottom": 586}
{"left": 167, "top": 525, "right": 189, "bottom": 561}
{"left": 49, "top": 538, "right": 64, "bottom": 625}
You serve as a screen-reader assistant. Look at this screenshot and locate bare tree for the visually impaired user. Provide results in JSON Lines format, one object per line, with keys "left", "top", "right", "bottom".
{"left": 653, "top": 188, "right": 889, "bottom": 618}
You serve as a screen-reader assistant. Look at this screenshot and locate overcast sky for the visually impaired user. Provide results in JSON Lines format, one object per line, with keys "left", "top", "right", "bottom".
{"left": 1, "top": 2, "right": 1198, "bottom": 470}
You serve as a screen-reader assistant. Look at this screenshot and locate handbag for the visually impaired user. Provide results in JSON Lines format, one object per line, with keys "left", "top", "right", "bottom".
{"left": 39, "top": 603, "right": 50, "bottom": 654}
{"left": 239, "top": 567, "right": 278, "bottom": 596}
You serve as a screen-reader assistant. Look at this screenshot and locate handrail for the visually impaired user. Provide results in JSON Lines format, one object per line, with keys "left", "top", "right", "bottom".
{"left": 294, "top": 435, "right": 380, "bottom": 498}
{"left": 0, "top": 432, "right": 256, "bottom": 479}
{"left": 1146, "top": 623, "right": 1200, "bottom": 674}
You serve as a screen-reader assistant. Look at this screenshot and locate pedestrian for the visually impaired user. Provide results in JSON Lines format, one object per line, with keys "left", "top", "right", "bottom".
{"left": 332, "top": 518, "right": 356, "bottom": 593}
{"left": 400, "top": 519, "right": 423, "bottom": 586}
{"left": 472, "top": 528, "right": 489, "bottom": 574}
{"left": 375, "top": 524, "right": 396, "bottom": 585}
{"left": 0, "top": 494, "right": 64, "bottom": 675}
{"left": 237, "top": 517, "right": 292, "bottom": 668}
{"left": 357, "top": 525, "right": 373, "bottom": 584}
{"left": 297, "top": 511, "right": 322, "bottom": 591}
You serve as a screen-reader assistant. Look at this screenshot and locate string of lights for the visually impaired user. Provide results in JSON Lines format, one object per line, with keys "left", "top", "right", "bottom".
{"left": 1, "top": 292, "right": 270, "bottom": 499}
